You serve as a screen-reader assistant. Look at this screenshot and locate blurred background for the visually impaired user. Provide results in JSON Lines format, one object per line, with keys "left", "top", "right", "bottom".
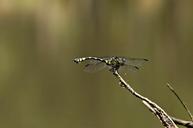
{"left": 0, "top": 0, "right": 193, "bottom": 128}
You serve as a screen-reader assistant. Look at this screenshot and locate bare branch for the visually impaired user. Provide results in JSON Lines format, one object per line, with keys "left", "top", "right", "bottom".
{"left": 113, "top": 70, "right": 178, "bottom": 128}
{"left": 167, "top": 83, "right": 193, "bottom": 121}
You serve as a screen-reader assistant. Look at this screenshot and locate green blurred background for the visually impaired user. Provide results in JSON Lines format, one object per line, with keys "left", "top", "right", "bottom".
{"left": 0, "top": 0, "right": 193, "bottom": 128}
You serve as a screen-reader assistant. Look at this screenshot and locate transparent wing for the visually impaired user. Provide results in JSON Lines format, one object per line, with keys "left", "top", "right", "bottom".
{"left": 118, "top": 65, "right": 140, "bottom": 73}
{"left": 83, "top": 61, "right": 107, "bottom": 73}
{"left": 124, "top": 58, "right": 148, "bottom": 67}
{"left": 74, "top": 57, "right": 108, "bottom": 73}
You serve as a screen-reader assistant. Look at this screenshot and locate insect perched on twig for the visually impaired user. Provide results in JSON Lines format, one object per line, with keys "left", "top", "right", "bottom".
{"left": 73, "top": 56, "right": 148, "bottom": 73}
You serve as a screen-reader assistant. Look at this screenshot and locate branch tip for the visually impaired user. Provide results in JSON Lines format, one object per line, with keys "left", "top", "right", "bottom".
{"left": 166, "top": 83, "right": 193, "bottom": 122}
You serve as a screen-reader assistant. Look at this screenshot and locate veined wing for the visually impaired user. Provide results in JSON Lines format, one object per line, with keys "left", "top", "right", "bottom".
{"left": 83, "top": 61, "right": 107, "bottom": 73}
{"left": 118, "top": 65, "right": 140, "bottom": 73}
{"left": 124, "top": 57, "right": 148, "bottom": 67}
{"left": 74, "top": 57, "right": 108, "bottom": 73}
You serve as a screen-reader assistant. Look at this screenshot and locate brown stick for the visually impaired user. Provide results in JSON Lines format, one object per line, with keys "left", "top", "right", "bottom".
{"left": 112, "top": 70, "right": 178, "bottom": 128}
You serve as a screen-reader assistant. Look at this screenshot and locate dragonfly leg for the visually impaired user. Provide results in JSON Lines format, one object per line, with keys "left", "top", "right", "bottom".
{"left": 109, "top": 68, "right": 116, "bottom": 73}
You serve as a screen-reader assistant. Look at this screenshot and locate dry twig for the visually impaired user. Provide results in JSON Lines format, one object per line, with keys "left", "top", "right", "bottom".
{"left": 167, "top": 83, "right": 193, "bottom": 121}
{"left": 113, "top": 70, "right": 178, "bottom": 128}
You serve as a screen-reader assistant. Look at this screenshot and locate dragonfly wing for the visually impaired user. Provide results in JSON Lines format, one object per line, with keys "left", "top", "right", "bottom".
{"left": 119, "top": 65, "right": 140, "bottom": 73}
{"left": 83, "top": 62, "right": 107, "bottom": 73}
{"left": 124, "top": 58, "right": 148, "bottom": 67}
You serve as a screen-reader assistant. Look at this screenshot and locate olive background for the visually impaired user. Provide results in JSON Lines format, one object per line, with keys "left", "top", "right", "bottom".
{"left": 0, "top": 0, "right": 193, "bottom": 128}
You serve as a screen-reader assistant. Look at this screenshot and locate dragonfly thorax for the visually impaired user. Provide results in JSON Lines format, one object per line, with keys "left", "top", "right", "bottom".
{"left": 105, "top": 57, "right": 126, "bottom": 70}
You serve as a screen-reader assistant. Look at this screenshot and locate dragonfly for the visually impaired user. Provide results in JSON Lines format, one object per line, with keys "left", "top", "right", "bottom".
{"left": 73, "top": 56, "right": 148, "bottom": 73}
